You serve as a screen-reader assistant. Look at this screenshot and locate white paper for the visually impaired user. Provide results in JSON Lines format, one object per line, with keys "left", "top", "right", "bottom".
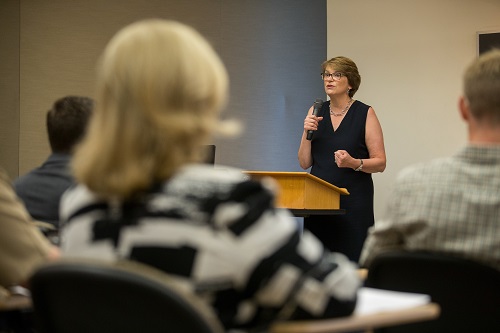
{"left": 354, "top": 287, "right": 431, "bottom": 315}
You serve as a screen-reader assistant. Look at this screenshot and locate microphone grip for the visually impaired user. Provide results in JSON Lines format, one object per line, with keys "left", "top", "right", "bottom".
{"left": 306, "top": 129, "right": 314, "bottom": 140}
{"left": 306, "top": 99, "right": 323, "bottom": 141}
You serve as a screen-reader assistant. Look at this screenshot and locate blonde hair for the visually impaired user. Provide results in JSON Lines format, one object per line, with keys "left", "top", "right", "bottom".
{"left": 463, "top": 49, "right": 500, "bottom": 124}
{"left": 322, "top": 56, "right": 361, "bottom": 98}
{"left": 72, "top": 19, "right": 230, "bottom": 199}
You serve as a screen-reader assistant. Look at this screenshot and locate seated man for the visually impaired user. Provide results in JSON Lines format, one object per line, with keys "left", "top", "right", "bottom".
{"left": 360, "top": 49, "right": 500, "bottom": 271}
{"left": 14, "top": 96, "right": 93, "bottom": 229}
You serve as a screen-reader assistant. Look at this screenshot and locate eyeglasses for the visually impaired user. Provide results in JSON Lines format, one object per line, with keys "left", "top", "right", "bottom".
{"left": 321, "top": 72, "right": 344, "bottom": 81}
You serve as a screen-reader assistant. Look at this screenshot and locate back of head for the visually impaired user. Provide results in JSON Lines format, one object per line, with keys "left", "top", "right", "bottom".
{"left": 73, "top": 19, "right": 229, "bottom": 199}
{"left": 47, "top": 96, "right": 94, "bottom": 154}
{"left": 463, "top": 49, "right": 500, "bottom": 125}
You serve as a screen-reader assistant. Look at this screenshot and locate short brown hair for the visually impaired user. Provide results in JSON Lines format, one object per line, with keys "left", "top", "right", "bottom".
{"left": 322, "top": 56, "right": 361, "bottom": 98}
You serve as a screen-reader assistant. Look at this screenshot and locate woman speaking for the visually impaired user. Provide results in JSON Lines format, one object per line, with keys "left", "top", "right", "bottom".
{"left": 298, "top": 56, "right": 387, "bottom": 262}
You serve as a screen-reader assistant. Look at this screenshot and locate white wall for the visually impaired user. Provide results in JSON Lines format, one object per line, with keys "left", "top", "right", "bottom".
{"left": 327, "top": 0, "right": 500, "bottom": 219}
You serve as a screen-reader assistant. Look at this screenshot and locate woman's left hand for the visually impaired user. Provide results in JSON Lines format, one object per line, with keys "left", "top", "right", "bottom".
{"left": 334, "top": 150, "right": 354, "bottom": 168}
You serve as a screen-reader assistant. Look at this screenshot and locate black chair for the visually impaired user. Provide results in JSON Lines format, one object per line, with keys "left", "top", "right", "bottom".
{"left": 203, "top": 144, "right": 216, "bottom": 165}
{"left": 29, "top": 260, "right": 224, "bottom": 333}
{"left": 365, "top": 251, "right": 500, "bottom": 333}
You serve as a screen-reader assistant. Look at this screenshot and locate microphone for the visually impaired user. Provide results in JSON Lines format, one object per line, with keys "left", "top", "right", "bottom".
{"left": 306, "top": 98, "right": 324, "bottom": 140}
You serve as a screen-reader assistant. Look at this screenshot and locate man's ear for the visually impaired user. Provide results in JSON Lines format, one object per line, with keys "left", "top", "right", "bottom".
{"left": 459, "top": 95, "right": 470, "bottom": 121}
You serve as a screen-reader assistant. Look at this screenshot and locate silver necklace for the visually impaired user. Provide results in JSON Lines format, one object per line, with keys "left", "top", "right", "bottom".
{"left": 330, "top": 99, "right": 353, "bottom": 117}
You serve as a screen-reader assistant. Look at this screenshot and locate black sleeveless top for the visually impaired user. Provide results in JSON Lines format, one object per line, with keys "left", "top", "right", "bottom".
{"left": 311, "top": 100, "right": 371, "bottom": 190}
{"left": 306, "top": 100, "right": 374, "bottom": 261}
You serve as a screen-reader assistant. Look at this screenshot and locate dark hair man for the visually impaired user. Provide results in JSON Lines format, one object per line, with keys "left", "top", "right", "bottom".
{"left": 14, "top": 96, "right": 94, "bottom": 228}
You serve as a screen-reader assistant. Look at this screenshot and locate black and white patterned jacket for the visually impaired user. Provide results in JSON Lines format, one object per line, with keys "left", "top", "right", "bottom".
{"left": 60, "top": 164, "right": 360, "bottom": 331}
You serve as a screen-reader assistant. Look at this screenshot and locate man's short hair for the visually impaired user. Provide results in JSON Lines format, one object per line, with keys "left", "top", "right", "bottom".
{"left": 463, "top": 49, "right": 500, "bottom": 124}
{"left": 47, "top": 96, "right": 94, "bottom": 154}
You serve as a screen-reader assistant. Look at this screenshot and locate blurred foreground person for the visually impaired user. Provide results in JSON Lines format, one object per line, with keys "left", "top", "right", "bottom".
{"left": 0, "top": 168, "right": 59, "bottom": 288}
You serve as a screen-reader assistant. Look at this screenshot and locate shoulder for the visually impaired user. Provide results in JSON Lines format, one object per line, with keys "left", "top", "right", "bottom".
{"left": 165, "top": 164, "right": 275, "bottom": 201}
{"left": 168, "top": 164, "right": 246, "bottom": 189}
{"left": 354, "top": 99, "right": 370, "bottom": 108}
{"left": 15, "top": 154, "right": 72, "bottom": 184}
{"left": 59, "top": 184, "right": 101, "bottom": 221}
{"left": 60, "top": 164, "right": 258, "bottom": 219}
{"left": 13, "top": 170, "right": 33, "bottom": 188}
{"left": 353, "top": 100, "right": 371, "bottom": 111}
{"left": 396, "top": 156, "right": 454, "bottom": 187}
{"left": 175, "top": 164, "right": 247, "bottom": 184}
{"left": 350, "top": 100, "right": 371, "bottom": 121}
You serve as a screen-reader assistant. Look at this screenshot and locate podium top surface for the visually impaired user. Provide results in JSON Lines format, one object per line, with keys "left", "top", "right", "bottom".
{"left": 244, "top": 171, "right": 349, "bottom": 195}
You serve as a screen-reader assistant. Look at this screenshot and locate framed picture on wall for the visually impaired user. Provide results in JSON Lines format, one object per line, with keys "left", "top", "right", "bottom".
{"left": 477, "top": 30, "right": 500, "bottom": 56}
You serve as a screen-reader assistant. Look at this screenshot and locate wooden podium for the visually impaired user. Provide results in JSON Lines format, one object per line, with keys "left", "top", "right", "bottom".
{"left": 244, "top": 171, "right": 349, "bottom": 217}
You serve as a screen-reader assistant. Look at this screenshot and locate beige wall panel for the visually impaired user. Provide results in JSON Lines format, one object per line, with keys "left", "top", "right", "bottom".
{"left": 18, "top": 0, "right": 226, "bottom": 175}
{"left": 327, "top": 0, "right": 500, "bottom": 219}
{"left": 19, "top": 1, "right": 122, "bottom": 175}
{"left": 18, "top": 0, "right": 223, "bottom": 175}
{"left": 0, "top": 0, "right": 20, "bottom": 178}
{"left": 18, "top": 0, "right": 326, "bottom": 176}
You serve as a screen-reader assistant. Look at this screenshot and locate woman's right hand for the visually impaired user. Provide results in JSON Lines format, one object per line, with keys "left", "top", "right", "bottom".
{"left": 299, "top": 106, "right": 322, "bottom": 169}
{"left": 303, "top": 112, "right": 323, "bottom": 133}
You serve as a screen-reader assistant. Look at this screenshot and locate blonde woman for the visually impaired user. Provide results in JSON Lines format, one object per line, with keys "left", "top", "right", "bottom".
{"left": 60, "top": 19, "right": 360, "bottom": 331}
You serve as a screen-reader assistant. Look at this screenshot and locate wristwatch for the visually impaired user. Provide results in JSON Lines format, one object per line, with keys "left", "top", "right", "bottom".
{"left": 354, "top": 159, "right": 363, "bottom": 171}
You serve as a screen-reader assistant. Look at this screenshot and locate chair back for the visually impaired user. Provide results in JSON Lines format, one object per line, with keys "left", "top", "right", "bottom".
{"left": 29, "top": 260, "right": 224, "bottom": 333}
{"left": 203, "top": 144, "right": 216, "bottom": 165}
{"left": 365, "top": 251, "right": 500, "bottom": 333}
